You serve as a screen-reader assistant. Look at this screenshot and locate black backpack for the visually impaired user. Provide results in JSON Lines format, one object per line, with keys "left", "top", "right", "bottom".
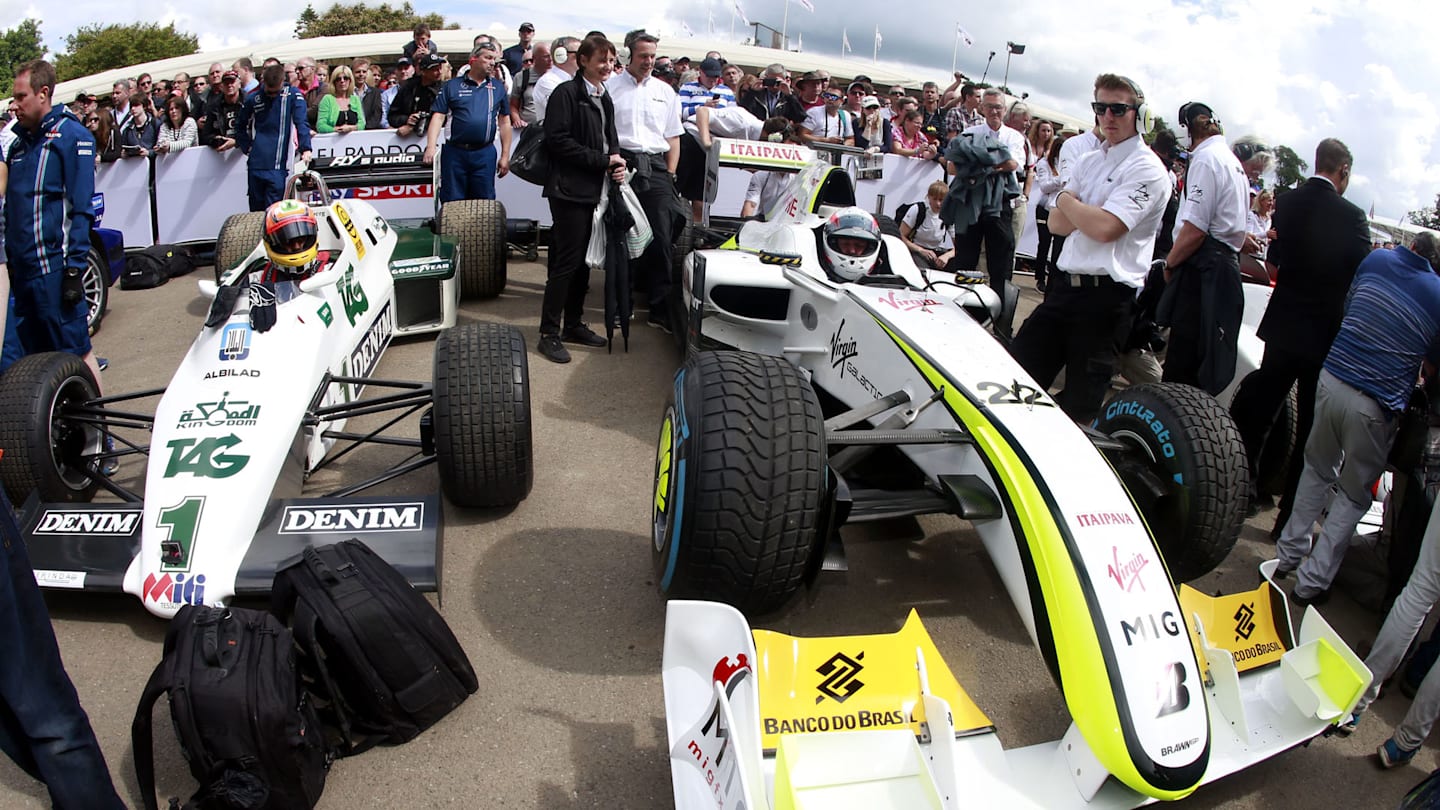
{"left": 120, "top": 249, "right": 170, "bottom": 290}
{"left": 895, "top": 200, "right": 927, "bottom": 232}
{"left": 132, "top": 605, "right": 330, "bottom": 810}
{"left": 272, "top": 540, "right": 478, "bottom": 755}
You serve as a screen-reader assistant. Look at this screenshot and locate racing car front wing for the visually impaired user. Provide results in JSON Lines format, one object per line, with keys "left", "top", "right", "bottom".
{"left": 20, "top": 493, "right": 441, "bottom": 603}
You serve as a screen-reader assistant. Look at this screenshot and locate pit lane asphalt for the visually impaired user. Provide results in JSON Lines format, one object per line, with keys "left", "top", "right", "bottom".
{"left": 1, "top": 261, "right": 1427, "bottom": 808}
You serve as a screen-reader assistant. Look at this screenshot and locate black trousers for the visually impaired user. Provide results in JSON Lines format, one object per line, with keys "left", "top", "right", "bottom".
{"left": 1034, "top": 207, "right": 1054, "bottom": 284}
{"left": 540, "top": 198, "right": 595, "bottom": 336}
{"left": 955, "top": 205, "right": 1015, "bottom": 304}
{"left": 1228, "top": 343, "right": 1322, "bottom": 519}
{"left": 1160, "top": 239, "right": 1241, "bottom": 392}
{"left": 1009, "top": 276, "right": 1135, "bottom": 422}
{"left": 624, "top": 153, "right": 678, "bottom": 310}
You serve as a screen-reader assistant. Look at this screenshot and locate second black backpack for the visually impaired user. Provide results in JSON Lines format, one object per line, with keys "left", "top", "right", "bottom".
{"left": 132, "top": 605, "right": 330, "bottom": 810}
{"left": 272, "top": 540, "right": 478, "bottom": 755}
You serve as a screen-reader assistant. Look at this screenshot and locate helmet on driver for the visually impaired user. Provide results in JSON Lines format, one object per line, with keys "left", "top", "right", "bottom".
{"left": 821, "top": 207, "right": 881, "bottom": 281}
{"left": 263, "top": 199, "right": 319, "bottom": 271}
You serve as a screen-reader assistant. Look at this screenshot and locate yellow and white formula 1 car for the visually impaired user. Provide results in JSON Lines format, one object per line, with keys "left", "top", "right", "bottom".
{"left": 652, "top": 140, "right": 1372, "bottom": 808}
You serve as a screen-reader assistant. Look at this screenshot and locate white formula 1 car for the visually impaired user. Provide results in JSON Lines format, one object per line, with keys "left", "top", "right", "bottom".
{"left": 652, "top": 140, "right": 1372, "bottom": 808}
{"left": 0, "top": 166, "right": 531, "bottom": 618}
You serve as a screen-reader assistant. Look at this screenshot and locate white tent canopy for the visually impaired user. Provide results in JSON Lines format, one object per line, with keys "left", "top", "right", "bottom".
{"left": 52, "top": 30, "right": 1090, "bottom": 131}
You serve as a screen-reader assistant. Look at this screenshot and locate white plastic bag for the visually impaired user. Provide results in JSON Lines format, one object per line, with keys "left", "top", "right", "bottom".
{"left": 618, "top": 174, "right": 653, "bottom": 259}
{"left": 585, "top": 181, "right": 609, "bottom": 271}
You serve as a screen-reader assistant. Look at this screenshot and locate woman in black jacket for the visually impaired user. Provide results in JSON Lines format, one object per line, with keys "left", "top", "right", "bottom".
{"left": 537, "top": 34, "right": 626, "bottom": 364}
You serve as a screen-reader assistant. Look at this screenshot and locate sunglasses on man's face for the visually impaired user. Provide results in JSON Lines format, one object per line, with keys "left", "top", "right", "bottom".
{"left": 1091, "top": 101, "right": 1137, "bottom": 117}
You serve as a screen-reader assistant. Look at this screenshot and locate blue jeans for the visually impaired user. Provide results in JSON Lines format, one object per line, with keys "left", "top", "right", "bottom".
{"left": 248, "top": 168, "right": 287, "bottom": 212}
{"left": 440, "top": 144, "right": 497, "bottom": 202}
{"left": 0, "top": 490, "right": 124, "bottom": 809}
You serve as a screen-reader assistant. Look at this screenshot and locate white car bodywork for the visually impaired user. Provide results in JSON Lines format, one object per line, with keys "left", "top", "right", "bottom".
{"left": 660, "top": 139, "right": 1373, "bottom": 809}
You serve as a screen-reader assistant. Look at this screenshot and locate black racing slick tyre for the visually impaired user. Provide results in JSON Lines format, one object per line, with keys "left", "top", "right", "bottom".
{"left": 652, "top": 351, "right": 827, "bottom": 615}
{"left": 215, "top": 211, "right": 266, "bottom": 283}
{"left": 1096, "top": 382, "right": 1249, "bottom": 583}
{"left": 438, "top": 199, "right": 507, "bottom": 299}
{"left": 0, "top": 352, "right": 103, "bottom": 503}
{"left": 83, "top": 246, "right": 109, "bottom": 336}
{"left": 433, "top": 322, "right": 533, "bottom": 507}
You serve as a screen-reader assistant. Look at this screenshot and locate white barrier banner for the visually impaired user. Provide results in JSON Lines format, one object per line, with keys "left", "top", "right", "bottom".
{"left": 96, "top": 130, "right": 946, "bottom": 248}
{"left": 94, "top": 158, "right": 155, "bottom": 248}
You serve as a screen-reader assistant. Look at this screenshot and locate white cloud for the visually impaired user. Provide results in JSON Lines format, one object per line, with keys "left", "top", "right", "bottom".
{"left": 8, "top": 0, "right": 1437, "bottom": 219}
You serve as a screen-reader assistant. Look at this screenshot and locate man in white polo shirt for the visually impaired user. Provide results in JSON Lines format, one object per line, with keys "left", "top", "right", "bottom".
{"left": 1157, "top": 100, "right": 1250, "bottom": 394}
{"left": 1008, "top": 74, "right": 1171, "bottom": 422}
{"left": 608, "top": 29, "right": 683, "bottom": 332}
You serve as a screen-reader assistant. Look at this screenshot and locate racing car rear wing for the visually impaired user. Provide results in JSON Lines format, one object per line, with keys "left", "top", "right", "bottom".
{"left": 301, "top": 151, "right": 439, "bottom": 191}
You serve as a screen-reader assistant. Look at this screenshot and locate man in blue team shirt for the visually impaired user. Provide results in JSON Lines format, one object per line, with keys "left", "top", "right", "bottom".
{"left": 3, "top": 60, "right": 104, "bottom": 386}
{"left": 1275, "top": 232, "right": 1440, "bottom": 605}
{"left": 424, "top": 42, "right": 513, "bottom": 202}
{"left": 235, "top": 63, "right": 314, "bottom": 212}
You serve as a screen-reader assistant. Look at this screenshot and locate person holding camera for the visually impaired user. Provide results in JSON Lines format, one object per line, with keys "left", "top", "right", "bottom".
{"left": 118, "top": 93, "right": 160, "bottom": 157}
{"left": 4, "top": 61, "right": 106, "bottom": 389}
{"left": 739, "top": 63, "right": 806, "bottom": 127}
{"left": 389, "top": 52, "right": 446, "bottom": 136}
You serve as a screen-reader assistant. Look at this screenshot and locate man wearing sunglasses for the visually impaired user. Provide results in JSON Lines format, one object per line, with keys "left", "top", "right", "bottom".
{"left": 1008, "top": 74, "right": 1171, "bottom": 422}
{"left": 423, "top": 42, "right": 512, "bottom": 202}
{"left": 1156, "top": 100, "right": 1249, "bottom": 394}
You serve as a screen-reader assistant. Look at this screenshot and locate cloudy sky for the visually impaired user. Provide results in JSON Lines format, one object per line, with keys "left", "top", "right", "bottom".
{"left": 11, "top": 0, "right": 1437, "bottom": 221}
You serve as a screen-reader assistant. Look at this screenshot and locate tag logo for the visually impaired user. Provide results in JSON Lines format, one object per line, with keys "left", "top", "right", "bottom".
{"left": 163, "top": 435, "right": 250, "bottom": 478}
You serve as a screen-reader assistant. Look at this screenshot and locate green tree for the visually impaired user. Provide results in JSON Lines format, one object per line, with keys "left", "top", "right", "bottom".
{"left": 1408, "top": 193, "right": 1440, "bottom": 231}
{"left": 0, "top": 19, "right": 45, "bottom": 97}
{"left": 293, "top": 2, "right": 458, "bottom": 39}
{"left": 55, "top": 22, "right": 199, "bottom": 83}
{"left": 1272, "top": 145, "right": 1309, "bottom": 192}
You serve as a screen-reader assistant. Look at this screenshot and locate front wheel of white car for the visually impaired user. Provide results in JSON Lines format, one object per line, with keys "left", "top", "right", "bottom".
{"left": 432, "top": 322, "right": 533, "bottom": 507}
{"left": 1096, "top": 382, "right": 1249, "bottom": 583}
{"left": 438, "top": 199, "right": 507, "bottom": 299}
{"left": 0, "top": 352, "right": 103, "bottom": 503}
{"left": 652, "top": 350, "right": 827, "bottom": 615}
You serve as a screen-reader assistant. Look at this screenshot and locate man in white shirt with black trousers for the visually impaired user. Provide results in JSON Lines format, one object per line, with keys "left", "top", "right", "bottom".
{"left": 608, "top": 29, "right": 683, "bottom": 332}
{"left": 1156, "top": 100, "right": 1250, "bottom": 394}
{"left": 1008, "top": 74, "right": 1172, "bottom": 423}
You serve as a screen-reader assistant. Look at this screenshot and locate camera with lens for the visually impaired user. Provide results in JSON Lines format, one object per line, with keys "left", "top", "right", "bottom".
{"left": 411, "top": 109, "right": 432, "bottom": 131}
{"left": 762, "top": 76, "right": 779, "bottom": 89}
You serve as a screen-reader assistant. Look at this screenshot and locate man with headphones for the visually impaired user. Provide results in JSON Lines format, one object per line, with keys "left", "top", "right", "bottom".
{"left": 532, "top": 36, "right": 581, "bottom": 123}
{"left": 1008, "top": 73, "right": 1171, "bottom": 422}
{"left": 1155, "top": 100, "right": 1250, "bottom": 394}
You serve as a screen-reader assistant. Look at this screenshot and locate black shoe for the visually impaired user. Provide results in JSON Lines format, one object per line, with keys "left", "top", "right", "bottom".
{"left": 1293, "top": 588, "right": 1330, "bottom": 607}
{"left": 537, "top": 335, "right": 571, "bottom": 364}
{"left": 561, "top": 323, "right": 608, "bottom": 347}
{"left": 647, "top": 314, "right": 673, "bottom": 335}
{"left": 1273, "top": 564, "right": 1295, "bottom": 580}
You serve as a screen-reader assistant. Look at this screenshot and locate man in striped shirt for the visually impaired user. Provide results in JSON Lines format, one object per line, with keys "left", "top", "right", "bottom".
{"left": 677, "top": 57, "right": 734, "bottom": 119}
{"left": 1275, "top": 232, "right": 1440, "bottom": 606}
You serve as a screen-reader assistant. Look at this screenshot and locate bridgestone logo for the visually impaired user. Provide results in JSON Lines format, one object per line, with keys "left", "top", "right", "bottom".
{"left": 34, "top": 510, "right": 141, "bottom": 536}
{"left": 279, "top": 503, "right": 424, "bottom": 534}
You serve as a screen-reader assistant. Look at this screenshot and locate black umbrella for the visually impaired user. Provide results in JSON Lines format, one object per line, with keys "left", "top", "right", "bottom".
{"left": 602, "top": 178, "right": 637, "bottom": 352}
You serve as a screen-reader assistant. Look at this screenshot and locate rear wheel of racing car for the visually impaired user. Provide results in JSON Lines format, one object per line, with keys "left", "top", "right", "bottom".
{"left": 652, "top": 350, "right": 827, "bottom": 615}
{"left": 438, "top": 199, "right": 507, "bottom": 299}
{"left": 0, "top": 352, "right": 103, "bottom": 503}
{"left": 433, "top": 322, "right": 533, "bottom": 507}
{"left": 1095, "top": 382, "right": 1249, "bottom": 583}
{"left": 215, "top": 211, "right": 266, "bottom": 282}
{"left": 83, "top": 245, "right": 109, "bottom": 336}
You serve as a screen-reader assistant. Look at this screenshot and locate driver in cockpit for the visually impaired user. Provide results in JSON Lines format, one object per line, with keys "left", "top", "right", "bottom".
{"left": 815, "top": 206, "right": 882, "bottom": 282}
{"left": 207, "top": 199, "right": 332, "bottom": 332}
